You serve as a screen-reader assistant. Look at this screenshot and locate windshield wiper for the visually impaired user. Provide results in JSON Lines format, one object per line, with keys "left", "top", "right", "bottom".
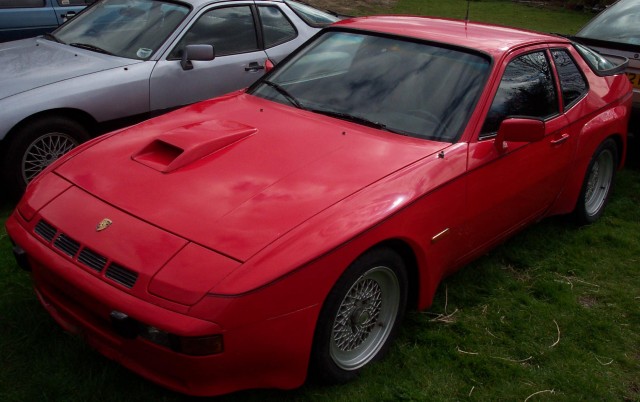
{"left": 309, "top": 109, "right": 413, "bottom": 136}
{"left": 309, "top": 109, "right": 382, "bottom": 129}
{"left": 43, "top": 32, "right": 64, "bottom": 44}
{"left": 262, "top": 80, "right": 304, "bottom": 109}
{"left": 70, "top": 42, "right": 114, "bottom": 56}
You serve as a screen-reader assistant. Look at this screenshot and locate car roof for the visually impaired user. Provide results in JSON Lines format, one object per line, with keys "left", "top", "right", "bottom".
{"left": 333, "top": 16, "right": 570, "bottom": 58}
{"left": 179, "top": 0, "right": 285, "bottom": 7}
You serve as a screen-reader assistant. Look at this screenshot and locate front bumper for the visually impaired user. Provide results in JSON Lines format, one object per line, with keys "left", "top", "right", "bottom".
{"left": 5, "top": 211, "right": 318, "bottom": 396}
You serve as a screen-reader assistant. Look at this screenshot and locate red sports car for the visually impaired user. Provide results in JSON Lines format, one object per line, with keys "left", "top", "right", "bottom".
{"left": 5, "top": 16, "right": 632, "bottom": 396}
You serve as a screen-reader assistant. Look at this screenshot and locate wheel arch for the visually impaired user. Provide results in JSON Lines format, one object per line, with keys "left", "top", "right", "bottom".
{"left": 1, "top": 108, "right": 99, "bottom": 148}
{"left": 359, "top": 238, "right": 421, "bottom": 312}
{"left": 549, "top": 131, "right": 625, "bottom": 216}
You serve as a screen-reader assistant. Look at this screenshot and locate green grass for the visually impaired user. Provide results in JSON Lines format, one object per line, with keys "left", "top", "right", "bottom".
{"left": 1, "top": 1, "right": 639, "bottom": 400}
{"left": 389, "top": 0, "right": 594, "bottom": 34}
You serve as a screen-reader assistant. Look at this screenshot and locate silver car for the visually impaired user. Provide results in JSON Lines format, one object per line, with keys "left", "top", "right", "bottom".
{"left": 575, "top": 0, "right": 640, "bottom": 131}
{"left": 0, "top": 0, "right": 338, "bottom": 195}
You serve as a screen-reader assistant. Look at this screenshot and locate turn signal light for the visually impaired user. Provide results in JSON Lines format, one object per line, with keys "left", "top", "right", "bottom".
{"left": 112, "top": 310, "right": 224, "bottom": 356}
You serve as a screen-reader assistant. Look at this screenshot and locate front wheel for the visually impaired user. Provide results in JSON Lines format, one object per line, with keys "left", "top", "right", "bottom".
{"left": 310, "top": 248, "right": 408, "bottom": 384}
{"left": 2, "top": 117, "right": 90, "bottom": 196}
{"left": 574, "top": 138, "right": 618, "bottom": 225}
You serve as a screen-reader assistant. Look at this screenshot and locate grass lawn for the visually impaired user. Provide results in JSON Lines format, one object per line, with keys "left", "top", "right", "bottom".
{"left": 310, "top": 0, "right": 594, "bottom": 34}
{"left": 1, "top": 1, "right": 638, "bottom": 401}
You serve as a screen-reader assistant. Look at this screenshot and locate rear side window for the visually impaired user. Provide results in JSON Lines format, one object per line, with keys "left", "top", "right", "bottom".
{"left": 481, "top": 51, "right": 559, "bottom": 136}
{"left": 284, "top": 0, "right": 338, "bottom": 27}
{"left": 0, "top": 0, "right": 44, "bottom": 8}
{"left": 552, "top": 49, "right": 588, "bottom": 109}
{"left": 258, "top": 6, "right": 297, "bottom": 48}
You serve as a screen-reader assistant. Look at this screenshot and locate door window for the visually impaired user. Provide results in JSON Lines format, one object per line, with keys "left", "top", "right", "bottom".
{"left": 169, "top": 6, "right": 259, "bottom": 59}
{"left": 481, "top": 51, "right": 559, "bottom": 136}
{"left": 551, "top": 49, "right": 588, "bottom": 109}
{"left": 258, "top": 5, "right": 296, "bottom": 48}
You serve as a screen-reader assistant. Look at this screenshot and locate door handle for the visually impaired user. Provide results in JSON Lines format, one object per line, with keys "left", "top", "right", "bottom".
{"left": 550, "top": 133, "right": 570, "bottom": 145}
{"left": 245, "top": 62, "right": 265, "bottom": 72}
{"left": 61, "top": 11, "right": 77, "bottom": 22}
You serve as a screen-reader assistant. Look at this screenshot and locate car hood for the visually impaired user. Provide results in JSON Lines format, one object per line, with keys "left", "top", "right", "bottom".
{"left": 55, "top": 93, "right": 447, "bottom": 261}
{"left": 0, "top": 38, "right": 139, "bottom": 100}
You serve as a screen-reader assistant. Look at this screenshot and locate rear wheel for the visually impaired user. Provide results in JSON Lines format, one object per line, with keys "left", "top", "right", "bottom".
{"left": 3, "top": 117, "right": 90, "bottom": 196}
{"left": 574, "top": 138, "right": 618, "bottom": 225}
{"left": 310, "top": 248, "right": 408, "bottom": 383}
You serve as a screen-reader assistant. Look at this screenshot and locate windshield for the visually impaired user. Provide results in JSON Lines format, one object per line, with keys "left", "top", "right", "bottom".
{"left": 285, "top": 0, "right": 340, "bottom": 26}
{"left": 577, "top": 0, "right": 640, "bottom": 45}
{"left": 53, "top": 0, "right": 190, "bottom": 60}
{"left": 250, "top": 31, "right": 490, "bottom": 142}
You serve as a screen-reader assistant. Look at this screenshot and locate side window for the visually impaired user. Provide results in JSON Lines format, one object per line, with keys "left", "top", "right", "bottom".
{"left": 169, "top": 6, "right": 258, "bottom": 59}
{"left": 55, "top": 0, "right": 93, "bottom": 6}
{"left": 552, "top": 49, "right": 588, "bottom": 109}
{"left": 258, "top": 6, "right": 296, "bottom": 48}
{"left": 481, "top": 51, "right": 559, "bottom": 136}
{"left": 0, "top": 0, "right": 45, "bottom": 8}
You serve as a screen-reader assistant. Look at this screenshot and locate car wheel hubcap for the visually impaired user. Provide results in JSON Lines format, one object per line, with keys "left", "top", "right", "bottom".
{"left": 22, "top": 132, "right": 79, "bottom": 183}
{"left": 330, "top": 266, "right": 400, "bottom": 370}
{"left": 584, "top": 149, "right": 614, "bottom": 217}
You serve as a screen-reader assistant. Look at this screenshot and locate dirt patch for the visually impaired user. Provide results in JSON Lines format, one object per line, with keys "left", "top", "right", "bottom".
{"left": 578, "top": 295, "right": 598, "bottom": 308}
{"left": 303, "top": 0, "right": 397, "bottom": 16}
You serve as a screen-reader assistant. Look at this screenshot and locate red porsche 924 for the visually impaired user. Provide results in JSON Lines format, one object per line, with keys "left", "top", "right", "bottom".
{"left": 5, "top": 15, "right": 632, "bottom": 396}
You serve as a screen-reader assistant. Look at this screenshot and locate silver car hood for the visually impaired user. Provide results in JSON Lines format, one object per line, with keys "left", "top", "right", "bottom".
{"left": 0, "top": 38, "right": 140, "bottom": 101}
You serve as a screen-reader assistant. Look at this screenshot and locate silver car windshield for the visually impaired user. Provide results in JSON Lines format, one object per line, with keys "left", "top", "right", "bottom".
{"left": 577, "top": 0, "right": 640, "bottom": 45}
{"left": 53, "top": 0, "right": 189, "bottom": 60}
{"left": 251, "top": 31, "right": 491, "bottom": 142}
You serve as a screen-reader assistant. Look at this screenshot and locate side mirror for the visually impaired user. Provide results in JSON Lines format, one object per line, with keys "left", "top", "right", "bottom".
{"left": 495, "top": 118, "right": 545, "bottom": 150}
{"left": 181, "top": 44, "right": 215, "bottom": 71}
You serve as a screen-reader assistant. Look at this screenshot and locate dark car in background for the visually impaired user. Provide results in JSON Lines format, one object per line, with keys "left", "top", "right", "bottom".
{"left": 0, "top": 0, "right": 95, "bottom": 42}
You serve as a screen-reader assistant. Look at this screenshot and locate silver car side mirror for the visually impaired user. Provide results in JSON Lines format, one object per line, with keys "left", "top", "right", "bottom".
{"left": 181, "top": 44, "right": 215, "bottom": 71}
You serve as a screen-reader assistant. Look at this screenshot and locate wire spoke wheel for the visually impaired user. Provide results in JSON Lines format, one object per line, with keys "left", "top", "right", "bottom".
{"left": 21, "top": 132, "right": 79, "bottom": 183}
{"left": 583, "top": 148, "right": 614, "bottom": 217}
{"left": 329, "top": 265, "right": 400, "bottom": 370}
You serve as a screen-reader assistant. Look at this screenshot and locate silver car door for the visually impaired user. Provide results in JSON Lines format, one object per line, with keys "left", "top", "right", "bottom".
{"left": 149, "top": 3, "right": 269, "bottom": 111}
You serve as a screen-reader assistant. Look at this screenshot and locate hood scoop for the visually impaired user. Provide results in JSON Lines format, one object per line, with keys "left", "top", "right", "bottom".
{"left": 132, "top": 119, "right": 256, "bottom": 173}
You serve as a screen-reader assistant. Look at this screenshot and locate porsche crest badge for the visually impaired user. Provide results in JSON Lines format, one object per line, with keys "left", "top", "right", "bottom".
{"left": 96, "top": 218, "right": 113, "bottom": 232}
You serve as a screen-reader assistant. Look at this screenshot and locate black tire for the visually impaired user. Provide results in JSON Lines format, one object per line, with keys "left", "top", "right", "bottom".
{"left": 310, "top": 247, "right": 408, "bottom": 384}
{"left": 574, "top": 138, "right": 618, "bottom": 225}
{"left": 2, "top": 116, "right": 90, "bottom": 196}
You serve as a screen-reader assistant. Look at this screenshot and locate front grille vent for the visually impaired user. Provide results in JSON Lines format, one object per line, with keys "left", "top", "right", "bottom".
{"left": 33, "top": 219, "right": 138, "bottom": 290}
{"left": 106, "top": 264, "right": 138, "bottom": 289}
{"left": 54, "top": 234, "right": 81, "bottom": 257}
{"left": 35, "top": 220, "right": 57, "bottom": 242}
{"left": 78, "top": 248, "right": 107, "bottom": 272}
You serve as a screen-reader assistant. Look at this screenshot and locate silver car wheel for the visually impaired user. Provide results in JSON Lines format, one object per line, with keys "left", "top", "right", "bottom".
{"left": 584, "top": 148, "right": 614, "bottom": 217}
{"left": 21, "top": 132, "right": 79, "bottom": 183}
{"left": 329, "top": 265, "right": 400, "bottom": 370}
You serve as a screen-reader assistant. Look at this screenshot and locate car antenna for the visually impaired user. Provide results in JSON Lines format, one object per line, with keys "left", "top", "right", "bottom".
{"left": 465, "top": 0, "right": 471, "bottom": 22}
{"left": 465, "top": 0, "right": 471, "bottom": 32}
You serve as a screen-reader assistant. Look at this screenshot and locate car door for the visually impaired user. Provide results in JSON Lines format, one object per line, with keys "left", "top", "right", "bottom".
{"left": 51, "top": 0, "right": 93, "bottom": 25}
{"left": 149, "top": 3, "right": 270, "bottom": 111}
{"left": 0, "top": 0, "right": 58, "bottom": 42}
{"left": 460, "top": 47, "right": 576, "bottom": 258}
